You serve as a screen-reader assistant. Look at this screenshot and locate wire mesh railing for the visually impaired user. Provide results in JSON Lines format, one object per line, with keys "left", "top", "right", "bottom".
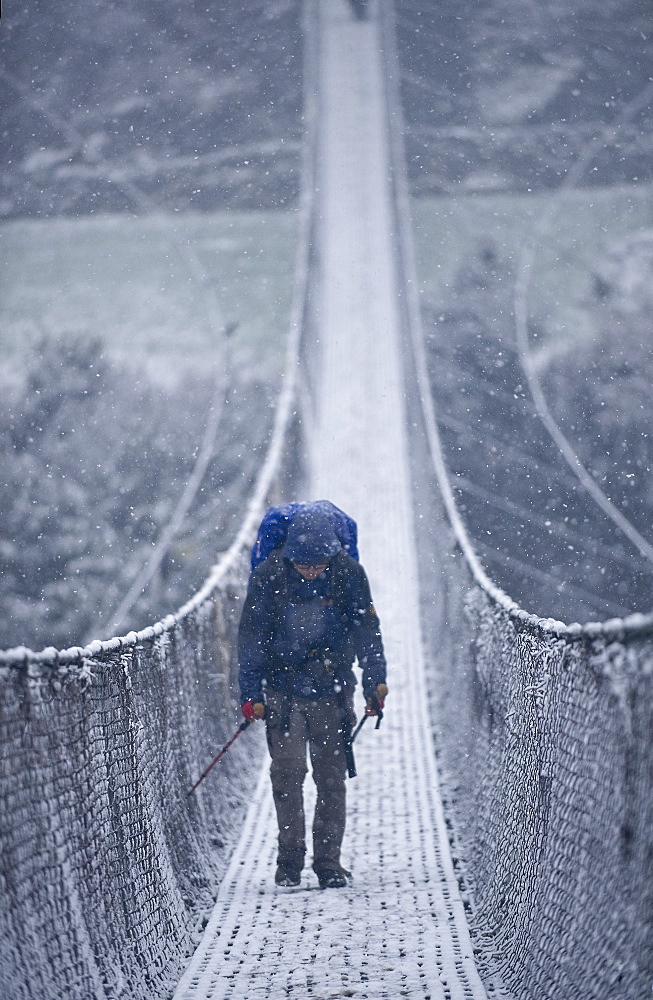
{"left": 382, "top": 3, "right": 653, "bottom": 998}
{"left": 0, "top": 9, "right": 319, "bottom": 999}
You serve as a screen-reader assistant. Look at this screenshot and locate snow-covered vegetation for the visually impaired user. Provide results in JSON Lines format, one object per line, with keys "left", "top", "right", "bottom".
{"left": 0, "top": 210, "right": 297, "bottom": 650}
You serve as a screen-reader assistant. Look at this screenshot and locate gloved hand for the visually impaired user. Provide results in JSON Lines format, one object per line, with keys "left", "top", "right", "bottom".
{"left": 365, "top": 683, "right": 388, "bottom": 716}
{"left": 242, "top": 700, "right": 266, "bottom": 723}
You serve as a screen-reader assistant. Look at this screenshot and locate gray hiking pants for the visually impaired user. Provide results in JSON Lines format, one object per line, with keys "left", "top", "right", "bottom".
{"left": 265, "top": 689, "right": 355, "bottom": 872}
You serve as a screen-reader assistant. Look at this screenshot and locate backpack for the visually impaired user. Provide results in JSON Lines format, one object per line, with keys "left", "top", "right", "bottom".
{"left": 250, "top": 500, "right": 358, "bottom": 572}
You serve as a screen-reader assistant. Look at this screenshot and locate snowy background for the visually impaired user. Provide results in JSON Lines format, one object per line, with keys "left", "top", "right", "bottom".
{"left": 0, "top": 2, "right": 302, "bottom": 649}
{"left": 396, "top": 0, "right": 653, "bottom": 622}
{"left": 1, "top": 0, "right": 652, "bottom": 643}
{"left": 1, "top": 4, "right": 652, "bottom": 1000}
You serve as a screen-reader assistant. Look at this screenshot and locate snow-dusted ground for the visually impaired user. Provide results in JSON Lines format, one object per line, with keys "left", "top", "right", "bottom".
{"left": 173, "top": 3, "right": 487, "bottom": 997}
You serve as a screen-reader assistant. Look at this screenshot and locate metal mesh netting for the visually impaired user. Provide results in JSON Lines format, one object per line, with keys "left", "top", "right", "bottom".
{"left": 0, "top": 549, "right": 264, "bottom": 999}
{"left": 0, "top": 363, "right": 310, "bottom": 1000}
{"left": 381, "top": 3, "right": 653, "bottom": 993}
{"left": 401, "top": 139, "right": 653, "bottom": 1000}
{"left": 424, "top": 551, "right": 653, "bottom": 1000}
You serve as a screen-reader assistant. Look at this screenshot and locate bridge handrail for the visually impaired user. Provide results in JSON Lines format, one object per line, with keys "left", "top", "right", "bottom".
{"left": 382, "top": 11, "right": 653, "bottom": 1000}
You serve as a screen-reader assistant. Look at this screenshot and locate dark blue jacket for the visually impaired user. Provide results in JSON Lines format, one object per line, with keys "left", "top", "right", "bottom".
{"left": 238, "top": 549, "right": 386, "bottom": 703}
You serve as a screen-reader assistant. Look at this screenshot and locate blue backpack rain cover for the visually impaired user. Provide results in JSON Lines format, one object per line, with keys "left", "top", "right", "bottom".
{"left": 250, "top": 500, "right": 359, "bottom": 572}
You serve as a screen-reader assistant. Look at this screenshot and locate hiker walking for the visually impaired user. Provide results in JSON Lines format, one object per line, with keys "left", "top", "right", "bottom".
{"left": 238, "top": 503, "right": 388, "bottom": 889}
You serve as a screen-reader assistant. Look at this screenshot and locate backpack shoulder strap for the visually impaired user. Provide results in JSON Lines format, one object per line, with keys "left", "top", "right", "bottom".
{"left": 329, "top": 550, "right": 359, "bottom": 614}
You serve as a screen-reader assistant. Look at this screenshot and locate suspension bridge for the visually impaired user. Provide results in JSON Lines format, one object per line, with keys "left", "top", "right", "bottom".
{"left": 1, "top": 2, "right": 652, "bottom": 1000}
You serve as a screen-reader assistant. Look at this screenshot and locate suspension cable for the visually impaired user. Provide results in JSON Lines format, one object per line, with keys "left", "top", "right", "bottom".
{"left": 514, "top": 81, "right": 653, "bottom": 566}
{"left": 0, "top": 0, "right": 320, "bottom": 665}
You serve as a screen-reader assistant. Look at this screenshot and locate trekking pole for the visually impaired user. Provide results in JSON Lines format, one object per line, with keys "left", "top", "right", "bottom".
{"left": 344, "top": 732, "right": 357, "bottom": 779}
{"left": 350, "top": 715, "right": 368, "bottom": 744}
{"left": 351, "top": 694, "right": 384, "bottom": 744}
{"left": 187, "top": 719, "right": 251, "bottom": 796}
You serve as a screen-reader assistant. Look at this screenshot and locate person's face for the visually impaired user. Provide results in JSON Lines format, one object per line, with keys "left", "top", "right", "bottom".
{"left": 292, "top": 562, "right": 328, "bottom": 580}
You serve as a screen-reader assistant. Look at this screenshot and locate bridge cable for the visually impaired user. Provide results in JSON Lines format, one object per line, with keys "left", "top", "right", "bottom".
{"left": 514, "top": 81, "right": 653, "bottom": 566}
{"left": 0, "top": 0, "right": 320, "bottom": 664}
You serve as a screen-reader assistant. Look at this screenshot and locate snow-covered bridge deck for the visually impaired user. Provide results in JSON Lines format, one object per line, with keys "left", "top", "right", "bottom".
{"left": 174, "top": 2, "right": 487, "bottom": 997}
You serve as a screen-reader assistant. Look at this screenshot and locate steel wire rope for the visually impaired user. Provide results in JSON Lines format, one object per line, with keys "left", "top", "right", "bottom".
{"left": 514, "top": 81, "right": 653, "bottom": 566}
{"left": 88, "top": 171, "right": 234, "bottom": 637}
{"left": 454, "top": 473, "right": 636, "bottom": 569}
{"left": 0, "top": 0, "right": 320, "bottom": 666}
{"left": 379, "top": 0, "right": 653, "bottom": 641}
{"left": 0, "top": 68, "right": 238, "bottom": 639}
{"left": 98, "top": 351, "right": 229, "bottom": 639}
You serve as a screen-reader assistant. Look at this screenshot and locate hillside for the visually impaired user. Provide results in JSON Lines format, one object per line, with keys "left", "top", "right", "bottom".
{"left": 2, "top": 0, "right": 652, "bottom": 643}
{"left": 396, "top": 0, "right": 653, "bottom": 195}
{"left": 0, "top": 0, "right": 303, "bottom": 218}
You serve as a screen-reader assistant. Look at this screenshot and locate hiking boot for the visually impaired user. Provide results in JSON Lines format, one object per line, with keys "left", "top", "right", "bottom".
{"left": 315, "top": 866, "right": 351, "bottom": 890}
{"left": 275, "top": 863, "right": 302, "bottom": 888}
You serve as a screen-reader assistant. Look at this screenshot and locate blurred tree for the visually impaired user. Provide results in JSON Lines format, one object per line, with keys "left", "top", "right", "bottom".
{"left": 0, "top": 335, "right": 272, "bottom": 651}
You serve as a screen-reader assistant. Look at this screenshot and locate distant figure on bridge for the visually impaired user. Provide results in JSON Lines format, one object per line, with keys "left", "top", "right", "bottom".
{"left": 238, "top": 504, "right": 388, "bottom": 889}
{"left": 348, "top": 0, "right": 369, "bottom": 20}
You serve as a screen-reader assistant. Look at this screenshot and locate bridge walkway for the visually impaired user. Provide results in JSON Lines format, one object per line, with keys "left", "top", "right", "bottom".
{"left": 173, "top": 2, "right": 487, "bottom": 997}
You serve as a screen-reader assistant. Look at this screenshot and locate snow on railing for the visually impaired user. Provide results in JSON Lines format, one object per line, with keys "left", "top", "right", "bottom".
{"left": 382, "top": 4, "right": 653, "bottom": 999}
{"left": 0, "top": 8, "right": 319, "bottom": 1000}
